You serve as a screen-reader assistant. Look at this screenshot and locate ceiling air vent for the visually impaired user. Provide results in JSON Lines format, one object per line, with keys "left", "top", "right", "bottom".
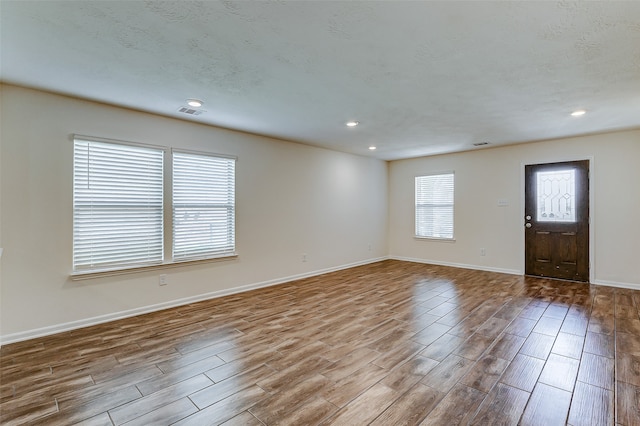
{"left": 178, "top": 106, "right": 204, "bottom": 116}
{"left": 473, "top": 141, "right": 490, "bottom": 146}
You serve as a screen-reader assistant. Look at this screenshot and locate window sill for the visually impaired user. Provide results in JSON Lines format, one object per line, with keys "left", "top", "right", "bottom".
{"left": 414, "top": 236, "right": 456, "bottom": 242}
{"left": 70, "top": 253, "right": 238, "bottom": 280}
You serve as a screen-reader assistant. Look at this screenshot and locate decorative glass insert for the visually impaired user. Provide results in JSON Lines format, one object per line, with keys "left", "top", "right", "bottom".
{"left": 536, "top": 169, "right": 576, "bottom": 222}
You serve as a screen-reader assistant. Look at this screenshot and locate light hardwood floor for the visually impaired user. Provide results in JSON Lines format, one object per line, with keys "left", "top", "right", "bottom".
{"left": 1, "top": 260, "right": 638, "bottom": 425}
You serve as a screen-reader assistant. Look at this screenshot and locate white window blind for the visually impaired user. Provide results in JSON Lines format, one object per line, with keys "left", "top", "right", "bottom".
{"left": 172, "top": 151, "right": 235, "bottom": 260}
{"left": 415, "top": 173, "right": 454, "bottom": 239}
{"left": 73, "top": 139, "right": 164, "bottom": 271}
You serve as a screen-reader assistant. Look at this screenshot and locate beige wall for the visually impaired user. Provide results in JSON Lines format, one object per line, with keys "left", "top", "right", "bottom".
{"left": 0, "top": 85, "right": 389, "bottom": 342}
{"left": 388, "top": 129, "right": 640, "bottom": 287}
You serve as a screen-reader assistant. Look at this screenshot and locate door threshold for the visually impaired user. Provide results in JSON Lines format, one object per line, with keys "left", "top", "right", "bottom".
{"left": 524, "top": 274, "right": 590, "bottom": 284}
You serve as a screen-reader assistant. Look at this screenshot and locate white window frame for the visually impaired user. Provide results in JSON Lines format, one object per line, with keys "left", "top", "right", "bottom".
{"left": 415, "top": 172, "right": 455, "bottom": 241}
{"left": 71, "top": 136, "right": 237, "bottom": 279}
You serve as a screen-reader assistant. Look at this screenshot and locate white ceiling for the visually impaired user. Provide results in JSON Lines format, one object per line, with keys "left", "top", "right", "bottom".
{"left": 1, "top": 1, "right": 639, "bottom": 160}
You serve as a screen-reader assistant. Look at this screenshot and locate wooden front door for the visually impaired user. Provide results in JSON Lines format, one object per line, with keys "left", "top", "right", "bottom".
{"left": 525, "top": 160, "right": 589, "bottom": 282}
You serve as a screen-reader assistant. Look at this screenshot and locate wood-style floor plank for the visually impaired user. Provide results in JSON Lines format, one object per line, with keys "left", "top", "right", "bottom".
{"left": 320, "top": 383, "right": 398, "bottom": 426}
{"left": 616, "top": 351, "right": 640, "bottom": 388}
{"left": 74, "top": 412, "right": 115, "bottom": 426}
{"left": 380, "top": 355, "right": 439, "bottom": 393}
{"left": 0, "top": 259, "right": 637, "bottom": 425}
{"left": 219, "top": 411, "right": 263, "bottom": 426}
{"left": 486, "top": 332, "right": 526, "bottom": 361}
{"left": 173, "top": 384, "right": 268, "bottom": 426}
{"left": 460, "top": 354, "right": 510, "bottom": 393}
{"left": 108, "top": 374, "right": 212, "bottom": 425}
{"left": 568, "top": 381, "right": 614, "bottom": 426}
{"left": 369, "top": 382, "right": 444, "bottom": 425}
{"left": 538, "top": 353, "right": 580, "bottom": 392}
{"left": 29, "top": 386, "right": 143, "bottom": 425}
{"left": 320, "top": 362, "right": 387, "bottom": 408}
{"left": 585, "top": 331, "right": 615, "bottom": 358}
{"left": 518, "top": 332, "right": 556, "bottom": 360}
{"left": 616, "top": 381, "right": 640, "bottom": 426}
{"left": 520, "top": 382, "right": 572, "bottom": 426}
{"left": 249, "top": 374, "right": 331, "bottom": 424}
{"left": 419, "top": 333, "right": 466, "bottom": 361}
{"left": 420, "top": 354, "right": 474, "bottom": 393}
{"left": 578, "top": 352, "right": 615, "bottom": 390}
{"left": 273, "top": 397, "right": 337, "bottom": 426}
{"left": 469, "top": 382, "right": 530, "bottom": 426}
{"left": 499, "top": 353, "right": 545, "bottom": 392}
{"left": 552, "top": 331, "right": 585, "bottom": 359}
{"left": 419, "top": 383, "right": 486, "bottom": 425}
{"left": 122, "top": 397, "right": 197, "bottom": 426}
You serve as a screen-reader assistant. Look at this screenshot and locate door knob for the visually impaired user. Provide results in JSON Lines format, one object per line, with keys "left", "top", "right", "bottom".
{"left": 525, "top": 223, "right": 532, "bottom": 228}
{"left": 526, "top": 215, "right": 531, "bottom": 220}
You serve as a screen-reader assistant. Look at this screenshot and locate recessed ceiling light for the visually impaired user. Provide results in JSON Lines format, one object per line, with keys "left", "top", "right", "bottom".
{"left": 187, "top": 99, "right": 203, "bottom": 108}
{"left": 346, "top": 121, "right": 359, "bottom": 127}
{"left": 369, "top": 146, "right": 377, "bottom": 150}
{"left": 571, "top": 110, "right": 586, "bottom": 117}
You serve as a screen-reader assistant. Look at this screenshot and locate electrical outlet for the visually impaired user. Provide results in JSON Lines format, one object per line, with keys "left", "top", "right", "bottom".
{"left": 480, "top": 248, "right": 486, "bottom": 256}
{"left": 159, "top": 274, "right": 168, "bottom": 286}
{"left": 302, "top": 253, "right": 307, "bottom": 262}
{"left": 368, "top": 244, "right": 372, "bottom": 251}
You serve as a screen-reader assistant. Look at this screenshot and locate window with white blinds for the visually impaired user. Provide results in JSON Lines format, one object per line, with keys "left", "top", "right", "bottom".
{"left": 73, "top": 139, "right": 164, "bottom": 271}
{"left": 172, "top": 151, "right": 235, "bottom": 260}
{"left": 415, "top": 173, "right": 455, "bottom": 239}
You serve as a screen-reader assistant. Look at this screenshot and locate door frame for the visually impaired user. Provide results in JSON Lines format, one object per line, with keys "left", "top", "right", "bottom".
{"left": 520, "top": 156, "right": 595, "bottom": 282}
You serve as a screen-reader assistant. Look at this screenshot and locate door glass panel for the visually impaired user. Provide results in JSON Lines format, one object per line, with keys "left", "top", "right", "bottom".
{"left": 536, "top": 169, "right": 576, "bottom": 222}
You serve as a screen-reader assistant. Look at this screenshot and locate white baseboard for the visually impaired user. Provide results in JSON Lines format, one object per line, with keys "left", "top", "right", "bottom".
{"left": 0, "top": 256, "right": 388, "bottom": 345}
{"left": 591, "top": 279, "right": 640, "bottom": 291}
{"left": 389, "top": 255, "right": 522, "bottom": 276}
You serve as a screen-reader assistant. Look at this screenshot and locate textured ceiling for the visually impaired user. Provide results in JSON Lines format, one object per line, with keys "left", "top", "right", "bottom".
{"left": 1, "top": 1, "right": 639, "bottom": 160}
